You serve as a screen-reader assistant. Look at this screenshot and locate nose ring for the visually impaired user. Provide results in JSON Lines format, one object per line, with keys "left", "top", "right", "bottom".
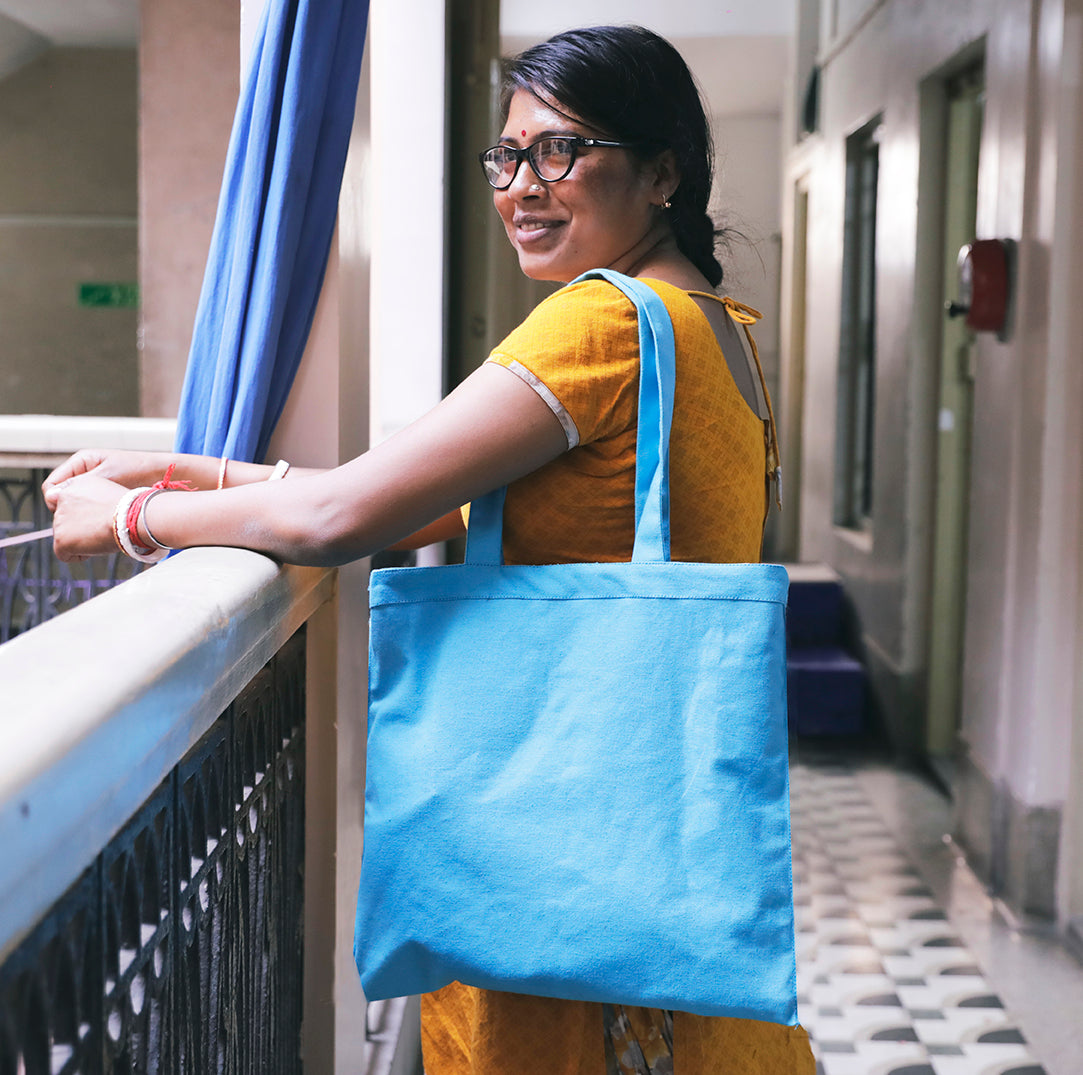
{"left": 529, "top": 183, "right": 542, "bottom": 192}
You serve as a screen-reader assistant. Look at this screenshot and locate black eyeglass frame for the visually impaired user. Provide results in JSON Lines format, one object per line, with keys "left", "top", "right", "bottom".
{"left": 477, "top": 135, "right": 637, "bottom": 190}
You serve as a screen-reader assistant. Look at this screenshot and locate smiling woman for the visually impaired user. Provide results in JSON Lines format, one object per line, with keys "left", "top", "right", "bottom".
{"left": 42, "top": 23, "right": 810, "bottom": 1075}
{"left": 489, "top": 26, "right": 722, "bottom": 290}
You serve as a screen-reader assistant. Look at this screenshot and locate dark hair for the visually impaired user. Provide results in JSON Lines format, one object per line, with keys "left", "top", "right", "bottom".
{"left": 503, "top": 25, "right": 724, "bottom": 287}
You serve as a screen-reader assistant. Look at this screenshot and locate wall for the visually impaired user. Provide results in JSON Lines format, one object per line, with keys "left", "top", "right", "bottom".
{"left": 783, "top": 0, "right": 1083, "bottom": 922}
{"left": 1056, "top": 0, "right": 1083, "bottom": 943}
{"left": 0, "top": 47, "right": 137, "bottom": 415}
{"left": 713, "top": 114, "right": 783, "bottom": 416}
{"left": 0, "top": 10, "right": 44, "bottom": 81}
{"left": 139, "top": 0, "right": 238, "bottom": 417}
{"left": 367, "top": 3, "right": 446, "bottom": 450}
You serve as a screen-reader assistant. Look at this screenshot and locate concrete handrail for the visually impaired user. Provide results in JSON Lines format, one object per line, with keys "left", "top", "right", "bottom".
{"left": 0, "top": 546, "right": 335, "bottom": 961}
{"left": 0, "top": 414, "right": 177, "bottom": 468}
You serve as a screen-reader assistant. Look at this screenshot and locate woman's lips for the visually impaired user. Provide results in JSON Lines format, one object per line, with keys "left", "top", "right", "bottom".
{"left": 513, "top": 218, "right": 564, "bottom": 244}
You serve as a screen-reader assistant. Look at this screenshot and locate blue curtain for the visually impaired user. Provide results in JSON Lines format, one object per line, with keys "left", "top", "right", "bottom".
{"left": 174, "top": 0, "right": 370, "bottom": 463}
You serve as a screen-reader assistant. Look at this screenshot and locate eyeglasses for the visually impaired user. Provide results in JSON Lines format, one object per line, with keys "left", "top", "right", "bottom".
{"left": 478, "top": 135, "right": 636, "bottom": 190}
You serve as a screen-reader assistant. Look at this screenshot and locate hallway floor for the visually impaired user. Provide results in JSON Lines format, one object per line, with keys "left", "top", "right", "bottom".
{"left": 791, "top": 744, "right": 1083, "bottom": 1075}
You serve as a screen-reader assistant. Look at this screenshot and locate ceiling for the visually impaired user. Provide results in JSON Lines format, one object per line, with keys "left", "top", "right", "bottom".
{"left": 0, "top": 0, "right": 137, "bottom": 79}
{"left": 0, "top": 0, "right": 137, "bottom": 47}
{"left": 0, "top": 0, "right": 792, "bottom": 116}
{"left": 500, "top": 0, "right": 794, "bottom": 39}
{"left": 0, "top": 0, "right": 793, "bottom": 51}
{"left": 501, "top": 0, "right": 795, "bottom": 118}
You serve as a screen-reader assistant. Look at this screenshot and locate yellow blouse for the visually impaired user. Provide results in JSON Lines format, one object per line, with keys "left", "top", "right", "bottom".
{"left": 485, "top": 277, "right": 771, "bottom": 566}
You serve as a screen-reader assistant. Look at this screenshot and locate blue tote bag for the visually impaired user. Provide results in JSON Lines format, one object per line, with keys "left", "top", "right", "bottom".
{"left": 355, "top": 271, "right": 797, "bottom": 1024}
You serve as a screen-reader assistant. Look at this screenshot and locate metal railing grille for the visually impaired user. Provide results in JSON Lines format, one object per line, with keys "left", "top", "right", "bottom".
{"left": 0, "top": 631, "right": 307, "bottom": 1074}
{"left": 1, "top": 470, "right": 144, "bottom": 644}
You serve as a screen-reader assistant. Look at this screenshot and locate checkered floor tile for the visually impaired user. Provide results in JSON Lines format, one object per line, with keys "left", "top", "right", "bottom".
{"left": 791, "top": 761, "right": 1049, "bottom": 1075}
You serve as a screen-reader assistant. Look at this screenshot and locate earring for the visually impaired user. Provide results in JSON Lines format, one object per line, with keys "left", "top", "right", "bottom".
{"left": 662, "top": 194, "right": 672, "bottom": 209}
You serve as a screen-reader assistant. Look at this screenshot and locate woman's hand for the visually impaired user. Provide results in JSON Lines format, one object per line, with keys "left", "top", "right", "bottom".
{"left": 42, "top": 449, "right": 175, "bottom": 499}
{"left": 46, "top": 474, "right": 128, "bottom": 561}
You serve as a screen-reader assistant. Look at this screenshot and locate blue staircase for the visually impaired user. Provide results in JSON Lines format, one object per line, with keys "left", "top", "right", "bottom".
{"left": 785, "top": 564, "right": 866, "bottom": 735}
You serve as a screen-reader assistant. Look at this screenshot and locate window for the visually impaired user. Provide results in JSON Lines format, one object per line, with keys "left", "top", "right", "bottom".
{"left": 834, "top": 118, "right": 881, "bottom": 528}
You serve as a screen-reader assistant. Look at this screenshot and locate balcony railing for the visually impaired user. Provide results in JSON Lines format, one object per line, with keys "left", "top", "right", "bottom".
{"left": 0, "top": 415, "right": 177, "bottom": 643}
{"left": 0, "top": 417, "right": 421, "bottom": 1073}
{"left": 1, "top": 473, "right": 146, "bottom": 643}
{"left": 0, "top": 544, "right": 336, "bottom": 1072}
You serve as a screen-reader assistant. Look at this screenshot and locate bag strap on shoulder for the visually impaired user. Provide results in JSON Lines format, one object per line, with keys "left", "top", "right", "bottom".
{"left": 465, "top": 270, "right": 680, "bottom": 566}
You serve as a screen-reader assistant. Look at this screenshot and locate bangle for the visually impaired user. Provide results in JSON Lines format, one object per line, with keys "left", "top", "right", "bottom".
{"left": 217, "top": 456, "right": 230, "bottom": 490}
{"left": 113, "top": 488, "right": 167, "bottom": 563}
{"left": 112, "top": 463, "right": 195, "bottom": 563}
{"left": 268, "top": 459, "right": 290, "bottom": 481}
{"left": 138, "top": 489, "right": 172, "bottom": 552}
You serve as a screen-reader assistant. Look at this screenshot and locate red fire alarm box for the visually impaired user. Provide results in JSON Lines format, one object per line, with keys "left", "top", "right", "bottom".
{"left": 947, "top": 239, "right": 1014, "bottom": 340}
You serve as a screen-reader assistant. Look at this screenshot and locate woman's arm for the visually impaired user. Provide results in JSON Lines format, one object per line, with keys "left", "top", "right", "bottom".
{"left": 46, "top": 364, "right": 566, "bottom": 566}
{"left": 42, "top": 449, "right": 323, "bottom": 495}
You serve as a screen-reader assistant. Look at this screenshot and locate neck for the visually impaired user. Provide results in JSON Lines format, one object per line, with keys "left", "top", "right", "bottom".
{"left": 608, "top": 226, "right": 711, "bottom": 292}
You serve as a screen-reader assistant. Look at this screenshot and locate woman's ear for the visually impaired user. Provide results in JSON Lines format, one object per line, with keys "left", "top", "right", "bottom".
{"left": 647, "top": 149, "right": 681, "bottom": 207}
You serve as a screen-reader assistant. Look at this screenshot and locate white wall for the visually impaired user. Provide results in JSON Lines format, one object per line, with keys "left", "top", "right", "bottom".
{"left": 713, "top": 114, "right": 783, "bottom": 386}
{"left": 368, "top": 1, "right": 446, "bottom": 449}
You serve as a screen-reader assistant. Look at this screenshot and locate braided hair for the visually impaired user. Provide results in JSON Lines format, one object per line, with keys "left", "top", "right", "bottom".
{"left": 503, "top": 25, "right": 724, "bottom": 287}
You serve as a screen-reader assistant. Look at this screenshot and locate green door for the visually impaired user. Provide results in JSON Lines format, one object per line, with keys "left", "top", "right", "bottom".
{"left": 926, "top": 66, "right": 984, "bottom": 761}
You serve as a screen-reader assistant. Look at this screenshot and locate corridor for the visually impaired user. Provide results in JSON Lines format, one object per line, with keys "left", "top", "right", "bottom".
{"left": 791, "top": 746, "right": 1083, "bottom": 1075}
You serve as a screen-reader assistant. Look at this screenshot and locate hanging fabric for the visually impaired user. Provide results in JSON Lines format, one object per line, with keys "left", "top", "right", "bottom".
{"left": 173, "top": 0, "right": 370, "bottom": 463}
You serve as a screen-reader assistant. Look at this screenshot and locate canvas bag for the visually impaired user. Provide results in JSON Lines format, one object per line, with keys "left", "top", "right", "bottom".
{"left": 354, "top": 270, "right": 797, "bottom": 1024}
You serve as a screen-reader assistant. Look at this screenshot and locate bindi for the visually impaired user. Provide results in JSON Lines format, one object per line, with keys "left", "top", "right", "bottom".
{"left": 521, "top": 130, "right": 527, "bottom": 137}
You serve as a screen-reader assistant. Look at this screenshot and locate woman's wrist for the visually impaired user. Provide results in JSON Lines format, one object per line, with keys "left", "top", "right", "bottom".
{"left": 205, "top": 457, "right": 294, "bottom": 489}
{"left": 113, "top": 487, "right": 169, "bottom": 563}
{"left": 112, "top": 464, "right": 197, "bottom": 561}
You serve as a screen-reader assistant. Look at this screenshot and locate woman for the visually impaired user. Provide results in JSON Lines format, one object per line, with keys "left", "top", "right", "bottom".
{"left": 46, "top": 25, "right": 813, "bottom": 1075}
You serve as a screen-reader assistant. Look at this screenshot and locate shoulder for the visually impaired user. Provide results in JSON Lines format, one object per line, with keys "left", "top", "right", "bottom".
{"left": 502, "top": 278, "right": 640, "bottom": 348}
{"left": 487, "top": 279, "right": 643, "bottom": 449}
{"left": 489, "top": 277, "right": 644, "bottom": 386}
{"left": 638, "top": 277, "right": 721, "bottom": 331}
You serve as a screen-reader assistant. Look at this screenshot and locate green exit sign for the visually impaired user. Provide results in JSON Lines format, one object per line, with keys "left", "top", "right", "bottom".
{"left": 78, "top": 283, "right": 139, "bottom": 308}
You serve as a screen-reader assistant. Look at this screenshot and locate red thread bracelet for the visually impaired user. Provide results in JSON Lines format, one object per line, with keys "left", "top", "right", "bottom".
{"left": 125, "top": 464, "right": 196, "bottom": 554}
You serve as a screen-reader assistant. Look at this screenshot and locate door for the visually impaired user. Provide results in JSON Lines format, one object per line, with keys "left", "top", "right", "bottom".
{"left": 926, "top": 65, "right": 984, "bottom": 762}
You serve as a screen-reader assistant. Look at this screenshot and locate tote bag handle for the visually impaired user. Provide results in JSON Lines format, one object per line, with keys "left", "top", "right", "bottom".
{"left": 465, "top": 270, "right": 676, "bottom": 566}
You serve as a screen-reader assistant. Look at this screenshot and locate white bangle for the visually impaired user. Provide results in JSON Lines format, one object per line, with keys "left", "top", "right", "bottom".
{"left": 112, "top": 488, "right": 168, "bottom": 564}
{"left": 217, "top": 456, "right": 230, "bottom": 490}
{"left": 268, "top": 459, "right": 290, "bottom": 481}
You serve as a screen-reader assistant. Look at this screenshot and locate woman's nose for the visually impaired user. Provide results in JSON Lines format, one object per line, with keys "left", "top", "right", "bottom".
{"left": 506, "top": 159, "right": 545, "bottom": 200}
